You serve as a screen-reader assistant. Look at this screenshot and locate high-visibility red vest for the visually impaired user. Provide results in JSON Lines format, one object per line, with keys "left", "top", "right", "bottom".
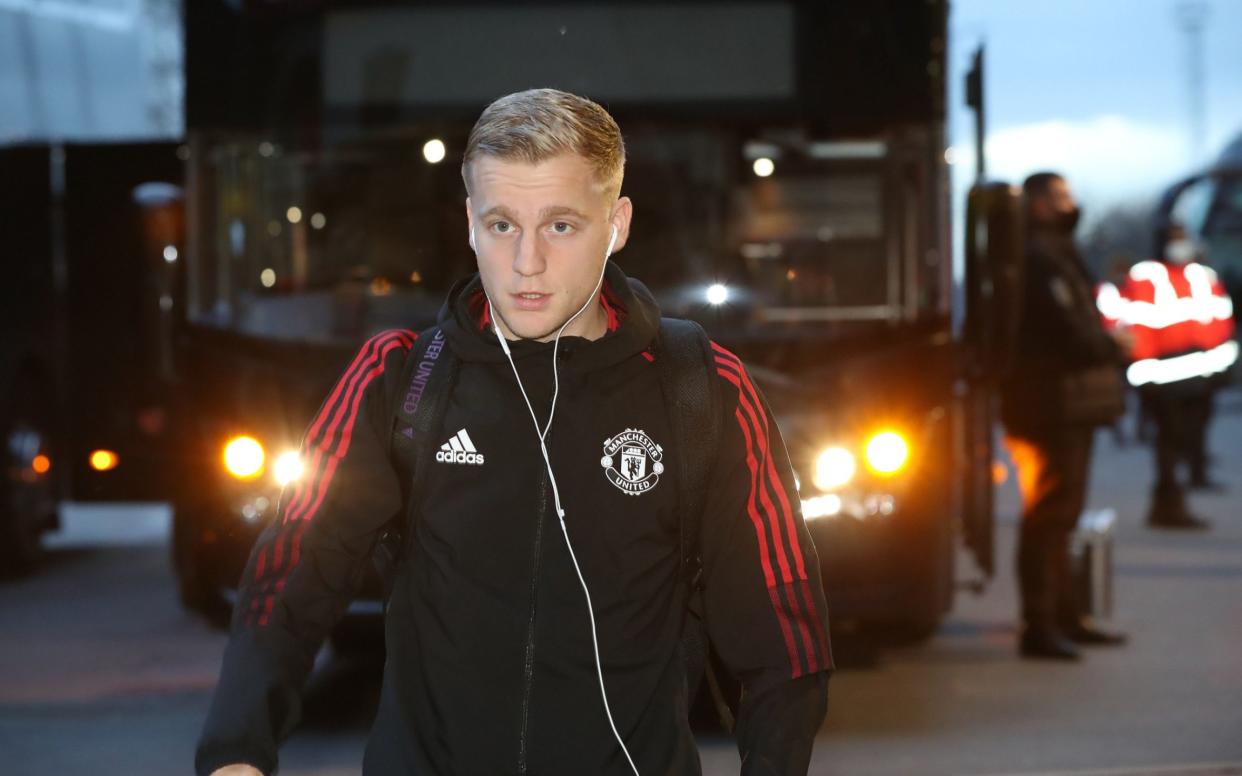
{"left": 1096, "top": 260, "right": 1236, "bottom": 387}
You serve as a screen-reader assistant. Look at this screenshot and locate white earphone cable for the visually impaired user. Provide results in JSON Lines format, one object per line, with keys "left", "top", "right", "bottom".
{"left": 482, "top": 225, "right": 639, "bottom": 776}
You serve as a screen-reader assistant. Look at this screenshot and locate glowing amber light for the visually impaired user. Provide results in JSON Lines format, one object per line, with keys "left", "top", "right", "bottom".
{"left": 224, "top": 436, "right": 265, "bottom": 480}
{"left": 32, "top": 454, "right": 51, "bottom": 474}
{"left": 992, "top": 460, "right": 1009, "bottom": 485}
{"left": 90, "top": 450, "right": 119, "bottom": 472}
{"left": 865, "top": 432, "right": 909, "bottom": 475}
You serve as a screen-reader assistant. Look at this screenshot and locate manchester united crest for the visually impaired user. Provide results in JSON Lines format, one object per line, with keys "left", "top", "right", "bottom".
{"left": 600, "top": 428, "right": 664, "bottom": 496}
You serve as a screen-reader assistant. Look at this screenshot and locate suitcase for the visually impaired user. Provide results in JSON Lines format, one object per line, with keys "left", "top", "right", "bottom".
{"left": 1071, "top": 508, "right": 1116, "bottom": 620}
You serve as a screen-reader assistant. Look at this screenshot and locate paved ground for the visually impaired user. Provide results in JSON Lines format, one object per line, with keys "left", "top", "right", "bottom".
{"left": 2, "top": 391, "right": 1240, "bottom": 775}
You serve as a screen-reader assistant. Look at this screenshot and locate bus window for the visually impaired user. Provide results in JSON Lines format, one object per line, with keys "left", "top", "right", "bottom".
{"left": 1170, "top": 176, "right": 1216, "bottom": 238}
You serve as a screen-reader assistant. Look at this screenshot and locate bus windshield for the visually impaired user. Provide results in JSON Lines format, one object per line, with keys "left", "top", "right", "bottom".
{"left": 188, "top": 127, "right": 915, "bottom": 345}
{"left": 184, "top": 1, "right": 948, "bottom": 346}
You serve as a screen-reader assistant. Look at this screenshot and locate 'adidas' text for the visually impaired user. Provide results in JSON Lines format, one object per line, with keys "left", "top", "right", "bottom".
{"left": 436, "top": 429, "right": 485, "bottom": 465}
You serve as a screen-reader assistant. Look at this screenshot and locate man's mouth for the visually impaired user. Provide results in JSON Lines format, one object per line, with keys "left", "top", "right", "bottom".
{"left": 510, "top": 292, "right": 551, "bottom": 311}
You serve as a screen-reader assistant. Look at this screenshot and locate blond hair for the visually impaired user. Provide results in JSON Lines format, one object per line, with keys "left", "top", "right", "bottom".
{"left": 462, "top": 88, "right": 625, "bottom": 198}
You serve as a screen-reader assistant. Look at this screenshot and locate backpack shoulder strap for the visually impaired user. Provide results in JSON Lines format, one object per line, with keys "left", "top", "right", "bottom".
{"left": 374, "top": 325, "right": 457, "bottom": 586}
{"left": 658, "top": 318, "right": 737, "bottom": 732}
{"left": 654, "top": 317, "right": 722, "bottom": 595}
{"left": 389, "top": 325, "right": 456, "bottom": 493}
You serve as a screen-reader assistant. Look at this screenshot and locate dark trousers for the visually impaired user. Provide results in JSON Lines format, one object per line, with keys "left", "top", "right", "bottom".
{"left": 1142, "top": 388, "right": 1213, "bottom": 508}
{"left": 1182, "top": 393, "right": 1213, "bottom": 483}
{"left": 1005, "top": 427, "right": 1095, "bottom": 629}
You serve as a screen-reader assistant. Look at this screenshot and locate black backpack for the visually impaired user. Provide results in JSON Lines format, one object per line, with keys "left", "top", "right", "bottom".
{"left": 373, "top": 318, "right": 736, "bottom": 730}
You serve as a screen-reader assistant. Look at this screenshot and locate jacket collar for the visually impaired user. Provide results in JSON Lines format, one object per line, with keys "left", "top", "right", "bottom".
{"left": 437, "top": 260, "right": 662, "bottom": 372}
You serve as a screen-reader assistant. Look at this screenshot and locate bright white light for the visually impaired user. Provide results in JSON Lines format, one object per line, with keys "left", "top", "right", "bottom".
{"left": 706, "top": 283, "right": 730, "bottom": 306}
{"left": 258, "top": 141, "right": 275, "bottom": 157}
{"left": 310, "top": 212, "right": 326, "bottom": 230}
{"left": 274, "top": 451, "right": 304, "bottom": 487}
{"left": 163, "top": 245, "right": 178, "bottom": 263}
{"left": 814, "top": 447, "right": 856, "bottom": 491}
{"left": 802, "top": 494, "right": 843, "bottom": 521}
{"left": 260, "top": 268, "right": 276, "bottom": 288}
{"left": 423, "top": 139, "right": 447, "bottom": 164}
{"left": 753, "top": 157, "right": 775, "bottom": 177}
{"left": 286, "top": 206, "right": 303, "bottom": 224}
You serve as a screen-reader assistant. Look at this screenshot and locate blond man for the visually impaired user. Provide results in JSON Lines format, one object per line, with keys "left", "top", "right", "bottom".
{"left": 198, "top": 89, "right": 831, "bottom": 776}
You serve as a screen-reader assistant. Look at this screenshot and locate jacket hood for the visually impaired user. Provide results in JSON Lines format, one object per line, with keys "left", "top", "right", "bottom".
{"left": 436, "top": 260, "right": 662, "bottom": 372}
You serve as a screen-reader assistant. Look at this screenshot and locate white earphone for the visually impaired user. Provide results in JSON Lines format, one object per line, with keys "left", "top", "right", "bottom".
{"left": 475, "top": 220, "right": 639, "bottom": 775}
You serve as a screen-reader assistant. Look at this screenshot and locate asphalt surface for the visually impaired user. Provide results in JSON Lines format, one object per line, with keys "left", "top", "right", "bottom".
{"left": 2, "top": 392, "right": 1241, "bottom": 775}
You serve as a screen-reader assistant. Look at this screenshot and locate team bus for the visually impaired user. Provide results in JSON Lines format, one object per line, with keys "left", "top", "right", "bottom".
{"left": 1158, "top": 131, "right": 1242, "bottom": 303}
{"left": 168, "top": 0, "right": 1017, "bottom": 640}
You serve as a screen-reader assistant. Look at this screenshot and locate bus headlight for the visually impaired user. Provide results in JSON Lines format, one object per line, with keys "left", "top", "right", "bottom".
{"left": 865, "top": 431, "right": 909, "bottom": 475}
{"left": 273, "top": 450, "right": 304, "bottom": 487}
{"left": 813, "top": 447, "right": 855, "bottom": 491}
{"left": 89, "top": 449, "right": 119, "bottom": 472}
{"left": 224, "top": 436, "right": 265, "bottom": 480}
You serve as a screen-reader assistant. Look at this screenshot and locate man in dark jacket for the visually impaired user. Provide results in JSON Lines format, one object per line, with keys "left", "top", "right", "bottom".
{"left": 1000, "top": 172, "right": 1128, "bottom": 661}
{"left": 197, "top": 88, "right": 832, "bottom": 776}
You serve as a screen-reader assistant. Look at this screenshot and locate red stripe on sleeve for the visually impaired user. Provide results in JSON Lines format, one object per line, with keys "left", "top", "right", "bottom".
{"left": 726, "top": 389, "right": 802, "bottom": 672}
{"left": 248, "top": 329, "right": 415, "bottom": 627}
{"left": 714, "top": 344, "right": 825, "bottom": 674}
{"left": 712, "top": 343, "right": 810, "bottom": 580}
{"left": 716, "top": 359, "right": 812, "bottom": 675}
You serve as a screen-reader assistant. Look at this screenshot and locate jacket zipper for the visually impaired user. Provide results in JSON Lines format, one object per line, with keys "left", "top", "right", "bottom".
{"left": 517, "top": 474, "right": 549, "bottom": 776}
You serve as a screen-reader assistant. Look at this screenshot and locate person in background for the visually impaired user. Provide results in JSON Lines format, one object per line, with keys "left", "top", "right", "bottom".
{"left": 1102, "top": 223, "right": 1237, "bottom": 529}
{"left": 1001, "top": 172, "right": 1129, "bottom": 661}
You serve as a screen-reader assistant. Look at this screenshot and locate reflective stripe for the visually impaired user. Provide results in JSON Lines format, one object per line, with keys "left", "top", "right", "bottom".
{"left": 1096, "top": 282, "right": 1125, "bottom": 320}
{"left": 1129, "top": 260, "right": 1176, "bottom": 302}
{"left": 1126, "top": 341, "right": 1239, "bottom": 386}
{"left": 1116, "top": 261, "right": 1233, "bottom": 329}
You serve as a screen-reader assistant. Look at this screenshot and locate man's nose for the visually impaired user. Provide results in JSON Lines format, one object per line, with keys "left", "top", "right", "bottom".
{"left": 513, "top": 232, "right": 546, "bottom": 278}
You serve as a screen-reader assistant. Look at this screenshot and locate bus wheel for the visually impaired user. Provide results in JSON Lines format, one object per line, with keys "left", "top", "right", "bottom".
{"left": 0, "top": 377, "right": 56, "bottom": 577}
{"left": 171, "top": 507, "right": 229, "bottom": 625}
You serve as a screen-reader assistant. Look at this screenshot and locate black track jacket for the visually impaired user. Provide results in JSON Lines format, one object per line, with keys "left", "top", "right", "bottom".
{"left": 196, "top": 262, "right": 833, "bottom": 776}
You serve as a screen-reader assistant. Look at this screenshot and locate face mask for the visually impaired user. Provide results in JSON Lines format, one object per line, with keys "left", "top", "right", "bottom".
{"left": 1165, "top": 238, "right": 1197, "bottom": 265}
{"left": 1056, "top": 206, "right": 1081, "bottom": 234}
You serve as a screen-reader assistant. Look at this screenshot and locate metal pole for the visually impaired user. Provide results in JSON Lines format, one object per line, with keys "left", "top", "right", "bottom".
{"left": 1176, "top": 1, "right": 1209, "bottom": 165}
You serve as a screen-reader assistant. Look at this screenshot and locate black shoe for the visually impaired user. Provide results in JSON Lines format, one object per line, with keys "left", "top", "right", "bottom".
{"left": 1059, "top": 620, "right": 1128, "bottom": 646}
{"left": 1147, "top": 512, "right": 1211, "bottom": 530}
{"left": 1019, "top": 627, "right": 1082, "bottom": 661}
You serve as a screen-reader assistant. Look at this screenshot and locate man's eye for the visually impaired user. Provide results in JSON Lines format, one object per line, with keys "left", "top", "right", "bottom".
{"left": 491, "top": 222, "right": 513, "bottom": 234}
{"left": 550, "top": 222, "right": 574, "bottom": 234}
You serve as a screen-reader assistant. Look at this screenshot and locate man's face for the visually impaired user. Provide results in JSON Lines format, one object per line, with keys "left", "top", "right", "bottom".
{"left": 1030, "top": 177, "right": 1079, "bottom": 228}
{"left": 465, "top": 153, "right": 631, "bottom": 342}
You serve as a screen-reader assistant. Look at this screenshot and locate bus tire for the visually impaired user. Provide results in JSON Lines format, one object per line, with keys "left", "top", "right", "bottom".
{"left": 171, "top": 505, "right": 230, "bottom": 626}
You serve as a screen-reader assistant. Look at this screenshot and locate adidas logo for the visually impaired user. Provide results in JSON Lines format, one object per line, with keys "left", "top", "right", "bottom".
{"left": 435, "top": 429, "right": 486, "bottom": 465}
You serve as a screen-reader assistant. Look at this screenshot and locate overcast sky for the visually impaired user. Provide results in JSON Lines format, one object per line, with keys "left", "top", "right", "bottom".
{"left": 948, "top": 0, "right": 1242, "bottom": 213}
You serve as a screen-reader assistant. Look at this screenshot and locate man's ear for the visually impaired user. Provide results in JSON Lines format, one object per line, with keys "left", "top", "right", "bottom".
{"left": 465, "top": 197, "right": 476, "bottom": 252}
{"left": 609, "top": 196, "right": 634, "bottom": 254}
